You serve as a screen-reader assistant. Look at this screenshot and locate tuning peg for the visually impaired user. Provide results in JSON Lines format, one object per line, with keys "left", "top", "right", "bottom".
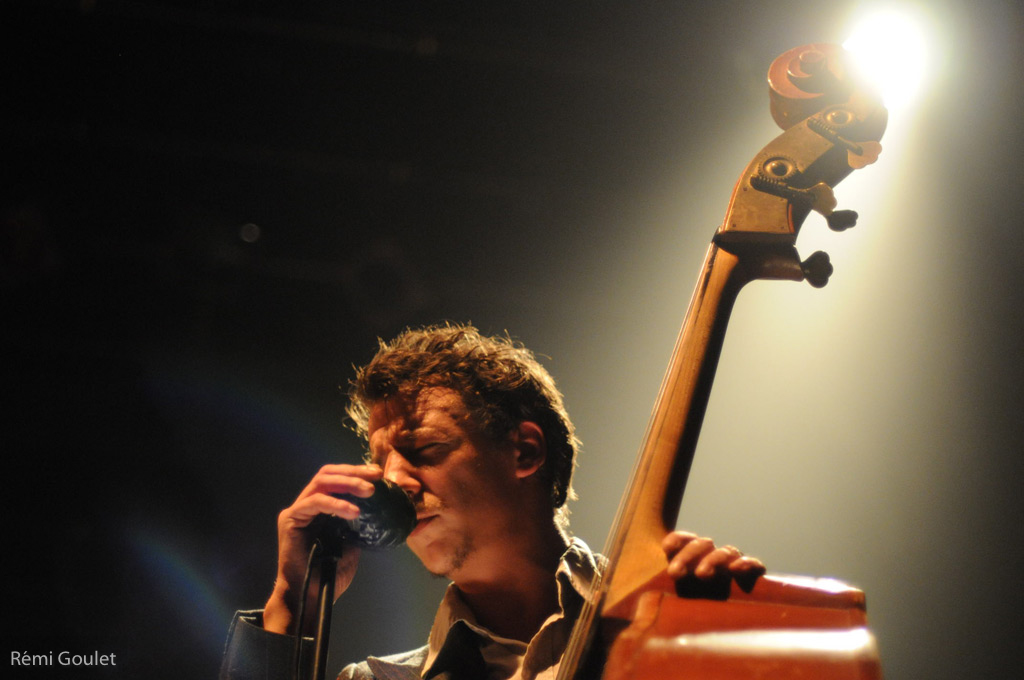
{"left": 807, "top": 116, "right": 883, "bottom": 169}
{"left": 806, "top": 183, "right": 838, "bottom": 214}
{"left": 805, "top": 182, "right": 857, "bottom": 231}
{"left": 848, "top": 141, "right": 882, "bottom": 169}
{"left": 801, "top": 250, "right": 833, "bottom": 288}
{"left": 749, "top": 177, "right": 858, "bottom": 233}
{"left": 803, "top": 183, "right": 859, "bottom": 231}
{"left": 826, "top": 209, "right": 858, "bottom": 231}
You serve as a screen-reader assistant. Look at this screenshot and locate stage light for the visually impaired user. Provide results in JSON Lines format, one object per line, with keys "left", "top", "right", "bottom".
{"left": 843, "top": 7, "right": 931, "bottom": 114}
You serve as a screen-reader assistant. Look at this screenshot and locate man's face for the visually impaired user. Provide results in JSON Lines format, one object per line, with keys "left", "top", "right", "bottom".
{"left": 367, "top": 387, "right": 522, "bottom": 581}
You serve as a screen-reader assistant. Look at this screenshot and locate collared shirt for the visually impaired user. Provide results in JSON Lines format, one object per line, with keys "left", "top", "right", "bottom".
{"left": 421, "top": 537, "right": 604, "bottom": 680}
{"left": 219, "top": 539, "right": 604, "bottom": 680}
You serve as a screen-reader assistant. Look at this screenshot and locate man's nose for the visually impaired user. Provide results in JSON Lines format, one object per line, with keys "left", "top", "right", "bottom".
{"left": 382, "top": 452, "right": 421, "bottom": 496}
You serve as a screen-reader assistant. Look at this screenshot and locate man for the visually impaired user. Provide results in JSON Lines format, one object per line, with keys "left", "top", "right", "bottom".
{"left": 221, "top": 324, "right": 764, "bottom": 679}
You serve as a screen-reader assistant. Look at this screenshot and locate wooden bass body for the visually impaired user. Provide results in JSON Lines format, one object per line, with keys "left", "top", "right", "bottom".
{"left": 603, "top": 575, "right": 879, "bottom": 680}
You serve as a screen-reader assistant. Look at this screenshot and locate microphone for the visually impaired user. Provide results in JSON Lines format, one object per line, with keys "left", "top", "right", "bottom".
{"left": 315, "top": 478, "right": 417, "bottom": 552}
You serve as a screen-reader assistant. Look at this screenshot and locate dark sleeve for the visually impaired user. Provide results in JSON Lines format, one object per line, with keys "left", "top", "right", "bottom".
{"left": 219, "top": 610, "right": 315, "bottom": 680}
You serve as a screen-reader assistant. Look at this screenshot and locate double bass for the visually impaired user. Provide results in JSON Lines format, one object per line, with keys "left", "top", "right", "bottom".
{"left": 561, "top": 43, "right": 887, "bottom": 679}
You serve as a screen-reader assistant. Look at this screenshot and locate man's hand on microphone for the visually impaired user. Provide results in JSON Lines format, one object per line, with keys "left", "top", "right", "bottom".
{"left": 263, "top": 464, "right": 384, "bottom": 636}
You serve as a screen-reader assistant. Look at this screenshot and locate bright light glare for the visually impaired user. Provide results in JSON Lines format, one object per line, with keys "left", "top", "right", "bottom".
{"left": 843, "top": 8, "right": 930, "bottom": 113}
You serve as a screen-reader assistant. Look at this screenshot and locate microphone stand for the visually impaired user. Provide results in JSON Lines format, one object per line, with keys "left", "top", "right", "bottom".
{"left": 300, "top": 481, "right": 416, "bottom": 680}
{"left": 310, "top": 540, "right": 342, "bottom": 680}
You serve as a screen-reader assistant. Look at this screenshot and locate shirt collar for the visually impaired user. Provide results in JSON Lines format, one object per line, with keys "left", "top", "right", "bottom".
{"left": 421, "top": 537, "right": 603, "bottom": 678}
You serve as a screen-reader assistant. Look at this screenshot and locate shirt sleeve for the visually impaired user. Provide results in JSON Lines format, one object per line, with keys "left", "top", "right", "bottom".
{"left": 219, "top": 610, "right": 315, "bottom": 680}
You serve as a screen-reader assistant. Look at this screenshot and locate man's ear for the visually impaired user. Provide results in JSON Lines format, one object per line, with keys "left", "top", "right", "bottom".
{"left": 512, "top": 421, "right": 546, "bottom": 479}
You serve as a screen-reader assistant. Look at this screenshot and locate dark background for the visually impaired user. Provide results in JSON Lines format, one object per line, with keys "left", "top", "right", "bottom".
{"left": 3, "top": 1, "right": 1022, "bottom": 678}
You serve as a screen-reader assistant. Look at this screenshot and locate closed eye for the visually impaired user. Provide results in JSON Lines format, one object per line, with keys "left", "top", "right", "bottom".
{"left": 411, "top": 442, "right": 449, "bottom": 462}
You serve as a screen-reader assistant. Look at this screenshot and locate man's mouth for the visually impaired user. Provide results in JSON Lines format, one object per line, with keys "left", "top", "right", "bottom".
{"left": 410, "top": 514, "right": 437, "bottom": 537}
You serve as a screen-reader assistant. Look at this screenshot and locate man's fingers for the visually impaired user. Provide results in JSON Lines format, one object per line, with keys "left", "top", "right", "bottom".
{"left": 665, "top": 537, "right": 766, "bottom": 579}
{"left": 728, "top": 555, "right": 767, "bottom": 575}
{"left": 295, "top": 464, "right": 383, "bottom": 502}
{"left": 661, "top": 531, "right": 698, "bottom": 554}
{"left": 694, "top": 544, "right": 743, "bottom": 578}
{"left": 666, "top": 535, "right": 715, "bottom": 578}
{"left": 281, "top": 493, "right": 362, "bottom": 528}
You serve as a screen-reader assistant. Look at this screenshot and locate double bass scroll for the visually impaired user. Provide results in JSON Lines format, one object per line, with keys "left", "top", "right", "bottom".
{"left": 560, "top": 44, "right": 888, "bottom": 680}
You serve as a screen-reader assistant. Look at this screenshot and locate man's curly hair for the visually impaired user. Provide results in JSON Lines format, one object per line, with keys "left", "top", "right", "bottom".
{"left": 346, "top": 323, "right": 578, "bottom": 521}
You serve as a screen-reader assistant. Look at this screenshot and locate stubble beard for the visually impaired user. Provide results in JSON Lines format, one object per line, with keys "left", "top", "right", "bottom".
{"left": 427, "top": 533, "right": 473, "bottom": 580}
